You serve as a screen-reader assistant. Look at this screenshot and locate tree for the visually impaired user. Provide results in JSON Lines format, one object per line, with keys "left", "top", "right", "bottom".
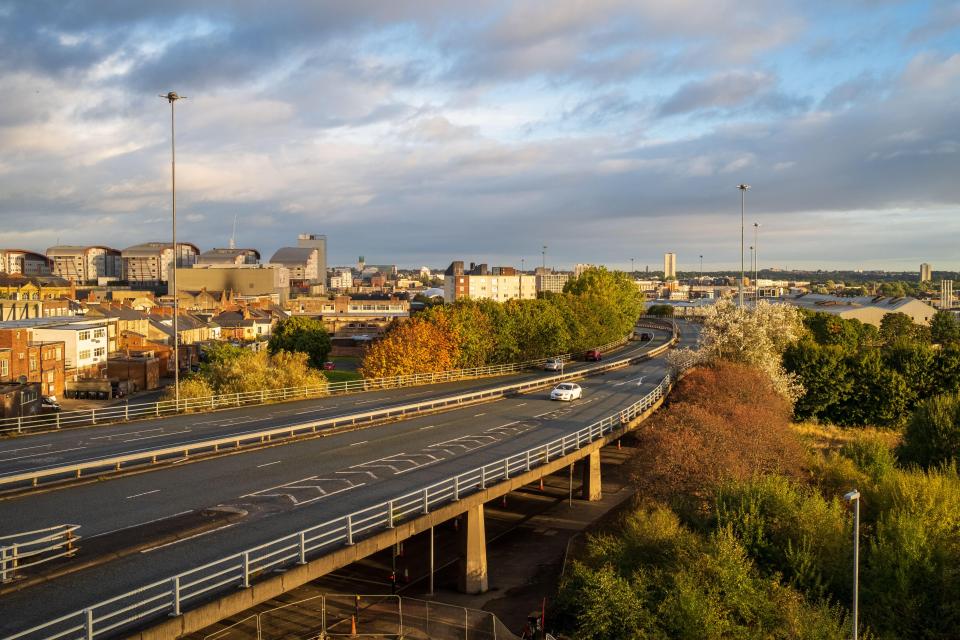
{"left": 646, "top": 303, "right": 674, "bottom": 318}
{"left": 898, "top": 392, "right": 960, "bottom": 467}
{"left": 359, "top": 316, "right": 460, "bottom": 378}
{"left": 783, "top": 339, "right": 853, "bottom": 421}
{"left": 930, "top": 310, "right": 960, "bottom": 344}
{"left": 835, "top": 349, "right": 910, "bottom": 427}
{"left": 268, "top": 316, "right": 332, "bottom": 369}
{"left": 879, "top": 312, "right": 919, "bottom": 345}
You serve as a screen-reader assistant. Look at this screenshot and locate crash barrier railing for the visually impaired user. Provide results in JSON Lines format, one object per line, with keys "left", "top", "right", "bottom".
{"left": 0, "top": 525, "right": 80, "bottom": 584}
{"left": 0, "top": 335, "right": 636, "bottom": 436}
{"left": 7, "top": 336, "right": 685, "bottom": 640}
{"left": 0, "top": 325, "right": 676, "bottom": 491}
{"left": 202, "top": 594, "right": 519, "bottom": 640}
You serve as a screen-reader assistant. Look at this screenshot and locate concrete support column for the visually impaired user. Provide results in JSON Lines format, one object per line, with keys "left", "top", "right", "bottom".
{"left": 581, "top": 451, "right": 602, "bottom": 501}
{"left": 458, "top": 504, "right": 488, "bottom": 594}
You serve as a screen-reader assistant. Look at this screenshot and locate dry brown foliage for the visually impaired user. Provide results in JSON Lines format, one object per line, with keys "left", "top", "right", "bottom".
{"left": 631, "top": 361, "right": 806, "bottom": 508}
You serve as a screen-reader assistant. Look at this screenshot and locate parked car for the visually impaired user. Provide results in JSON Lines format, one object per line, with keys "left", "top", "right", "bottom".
{"left": 550, "top": 383, "right": 583, "bottom": 401}
{"left": 41, "top": 396, "right": 61, "bottom": 412}
{"left": 585, "top": 349, "right": 602, "bottom": 361}
{"left": 323, "top": 361, "right": 336, "bottom": 370}
{"left": 543, "top": 357, "right": 564, "bottom": 371}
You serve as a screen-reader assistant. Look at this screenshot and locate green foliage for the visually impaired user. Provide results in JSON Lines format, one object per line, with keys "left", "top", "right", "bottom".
{"left": 268, "top": 316, "right": 332, "bottom": 368}
{"left": 840, "top": 434, "right": 897, "bottom": 483}
{"left": 930, "top": 311, "right": 960, "bottom": 344}
{"left": 784, "top": 340, "right": 852, "bottom": 422}
{"left": 879, "top": 312, "right": 922, "bottom": 345}
{"left": 647, "top": 303, "right": 675, "bottom": 317}
{"left": 165, "top": 348, "right": 327, "bottom": 399}
{"left": 899, "top": 392, "right": 960, "bottom": 468}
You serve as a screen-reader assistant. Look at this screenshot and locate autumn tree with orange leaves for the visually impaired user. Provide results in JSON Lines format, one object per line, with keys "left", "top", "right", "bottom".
{"left": 358, "top": 315, "right": 461, "bottom": 378}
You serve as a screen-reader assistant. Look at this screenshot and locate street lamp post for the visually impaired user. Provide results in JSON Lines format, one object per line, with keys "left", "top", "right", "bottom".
{"left": 753, "top": 222, "right": 760, "bottom": 300}
{"left": 161, "top": 90, "right": 187, "bottom": 405}
{"left": 737, "top": 184, "right": 750, "bottom": 307}
{"left": 699, "top": 254, "right": 703, "bottom": 281}
{"left": 542, "top": 245, "right": 547, "bottom": 272}
{"left": 844, "top": 489, "right": 861, "bottom": 640}
{"left": 631, "top": 257, "right": 635, "bottom": 276}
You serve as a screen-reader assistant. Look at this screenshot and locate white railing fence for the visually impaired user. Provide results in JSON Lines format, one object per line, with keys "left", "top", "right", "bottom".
{"left": 7, "top": 334, "right": 685, "bottom": 640}
{"left": 0, "top": 525, "right": 80, "bottom": 584}
{"left": 0, "top": 335, "right": 635, "bottom": 436}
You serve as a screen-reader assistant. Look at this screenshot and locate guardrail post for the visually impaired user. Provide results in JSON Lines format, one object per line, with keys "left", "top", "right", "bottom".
{"left": 422, "top": 488, "right": 430, "bottom": 514}
{"left": 16, "top": 416, "right": 21, "bottom": 433}
{"left": 454, "top": 476, "right": 460, "bottom": 501}
{"left": 85, "top": 608, "right": 94, "bottom": 640}
{"left": 525, "top": 450, "right": 531, "bottom": 471}
{"left": 298, "top": 531, "right": 307, "bottom": 565}
{"left": 171, "top": 576, "right": 181, "bottom": 616}
{"left": 480, "top": 467, "right": 486, "bottom": 489}
{"left": 90, "top": 408, "right": 96, "bottom": 425}
{"left": 503, "top": 458, "right": 510, "bottom": 480}
{"left": 1, "top": 546, "right": 7, "bottom": 583}
{"left": 156, "top": 403, "right": 160, "bottom": 416}
{"left": 240, "top": 551, "right": 251, "bottom": 588}
{"left": 387, "top": 500, "right": 395, "bottom": 528}
{"left": 55, "top": 412, "right": 60, "bottom": 429}
{"left": 346, "top": 515, "right": 354, "bottom": 546}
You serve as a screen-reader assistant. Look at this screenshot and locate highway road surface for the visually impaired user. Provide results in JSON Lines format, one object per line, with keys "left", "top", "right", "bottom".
{"left": 0, "top": 324, "right": 694, "bottom": 637}
{"left": 0, "top": 332, "right": 671, "bottom": 478}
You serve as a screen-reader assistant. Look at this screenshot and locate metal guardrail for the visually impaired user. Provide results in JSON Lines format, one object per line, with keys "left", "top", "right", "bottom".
{"left": 0, "top": 329, "right": 672, "bottom": 491}
{"left": 0, "top": 337, "right": 632, "bottom": 436}
{"left": 1, "top": 525, "right": 80, "bottom": 584}
{"left": 5, "top": 321, "right": 681, "bottom": 640}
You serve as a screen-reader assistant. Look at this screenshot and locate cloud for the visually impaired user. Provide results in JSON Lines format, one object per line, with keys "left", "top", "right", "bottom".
{"left": 657, "top": 71, "right": 804, "bottom": 117}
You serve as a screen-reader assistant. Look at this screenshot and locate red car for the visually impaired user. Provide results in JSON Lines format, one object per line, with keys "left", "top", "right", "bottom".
{"left": 585, "top": 349, "right": 602, "bottom": 361}
{"left": 323, "top": 361, "right": 336, "bottom": 370}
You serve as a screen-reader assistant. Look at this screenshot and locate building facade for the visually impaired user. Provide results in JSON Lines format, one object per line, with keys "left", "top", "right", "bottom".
{"left": 664, "top": 252, "right": 677, "bottom": 279}
{"left": 536, "top": 272, "right": 570, "bottom": 294}
{"left": 921, "top": 263, "right": 932, "bottom": 282}
{"left": 195, "top": 248, "right": 260, "bottom": 266}
{"left": 122, "top": 242, "right": 200, "bottom": 285}
{"left": 46, "top": 246, "right": 122, "bottom": 284}
{"left": 174, "top": 265, "right": 290, "bottom": 303}
{"left": 442, "top": 262, "right": 536, "bottom": 302}
{"left": 0, "top": 250, "right": 52, "bottom": 276}
{"left": 297, "top": 234, "right": 328, "bottom": 284}
{"left": 269, "top": 247, "right": 319, "bottom": 283}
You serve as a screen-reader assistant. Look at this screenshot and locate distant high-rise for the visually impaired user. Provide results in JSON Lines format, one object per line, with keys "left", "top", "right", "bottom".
{"left": 664, "top": 252, "right": 677, "bottom": 279}
{"left": 920, "top": 263, "right": 932, "bottom": 282}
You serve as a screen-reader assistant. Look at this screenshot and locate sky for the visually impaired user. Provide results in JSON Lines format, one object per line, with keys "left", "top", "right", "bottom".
{"left": 1, "top": 1, "right": 959, "bottom": 272}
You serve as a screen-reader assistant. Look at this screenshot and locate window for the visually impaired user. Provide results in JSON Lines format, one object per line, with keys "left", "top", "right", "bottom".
{"left": 94, "top": 329, "right": 106, "bottom": 339}
{"left": 78, "top": 330, "right": 91, "bottom": 341}
{"left": 47, "top": 371, "right": 53, "bottom": 382}
{"left": 29, "top": 356, "right": 37, "bottom": 371}
{"left": 55, "top": 347, "right": 62, "bottom": 360}
{"left": 79, "top": 350, "right": 91, "bottom": 360}
{"left": 93, "top": 348, "right": 105, "bottom": 358}
{"left": 0, "top": 360, "right": 7, "bottom": 377}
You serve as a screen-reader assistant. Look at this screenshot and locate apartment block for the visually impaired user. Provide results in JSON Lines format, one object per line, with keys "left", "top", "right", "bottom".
{"left": 442, "top": 261, "right": 536, "bottom": 302}
{"left": 287, "top": 295, "right": 409, "bottom": 336}
{"left": 536, "top": 272, "right": 570, "bottom": 294}
{"left": 0, "top": 250, "right": 52, "bottom": 276}
{"left": 269, "top": 247, "right": 319, "bottom": 283}
{"left": 664, "top": 252, "right": 677, "bottom": 279}
{"left": 196, "top": 248, "right": 260, "bottom": 266}
{"left": 297, "top": 234, "right": 328, "bottom": 283}
{"left": 46, "top": 246, "right": 122, "bottom": 284}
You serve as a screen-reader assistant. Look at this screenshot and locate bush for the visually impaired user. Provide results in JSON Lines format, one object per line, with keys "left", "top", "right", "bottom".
{"left": 268, "top": 316, "right": 332, "bottom": 368}
{"left": 899, "top": 392, "right": 960, "bottom": 468}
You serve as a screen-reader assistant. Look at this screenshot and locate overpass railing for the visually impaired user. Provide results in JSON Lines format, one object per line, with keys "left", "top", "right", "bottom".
{"left": 0, "top": 525, "right": 80, "bottom": 584}
{"left": 6, "top": 320, "right": 682, "bottom": 640}
{"left": 0, "top": 335, "right": 634, "bottom": 436}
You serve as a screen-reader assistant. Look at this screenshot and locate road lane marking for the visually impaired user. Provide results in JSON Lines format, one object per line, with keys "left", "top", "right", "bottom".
{"left": 419, "top": 425, "right": 435, "bottom": 430}
{"left": 89, "top": 427, "right": 163, "bottom": 440}
{"left": 91, "top": 510, "right": 194, "bottom": 538}
{"left": 534, "top": 411, "right": 552, "bottom": 418}
{"left": 140, "top": 523, "right": 238, "bottom": 553}
{"left": 126, "top": 489, "right": 161, "bottom": 499}
{"left": 123, "top": 430, "right": 191, "bottom": 443}
{"left": 516, "top": 403, "right": 527, "bottom": 407}
{"left": 0, "top": 443, "right": 52, "bottom": 454}
{"left": 473, "top": 412, "right": 486, "bottom": 417}
{"left": 256, "top": 461, "right": 281, "bottom": 468}
{"left": 0, "top": 446, "right": 86, "bottom": 462}
{"left": 350, "top": 441, "right": 368, "bottom": 447}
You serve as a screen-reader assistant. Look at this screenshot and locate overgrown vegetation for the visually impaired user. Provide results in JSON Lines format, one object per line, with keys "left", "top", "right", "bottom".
{"left": 554, "top": 360, "right": 960, "bottom": 640}
{"left": 360, "top": 267, "right": 644, "bottom": 377}
{"left": 267, "top": 315, "right": 332, "bottom": 368}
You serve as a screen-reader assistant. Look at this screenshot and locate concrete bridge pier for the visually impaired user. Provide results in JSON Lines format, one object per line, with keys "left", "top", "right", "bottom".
{"left": 581, "top": 450, "right": 602, "bottom": 501}
{"left": 458, "top": 504, "right": 488, "bottom": 594}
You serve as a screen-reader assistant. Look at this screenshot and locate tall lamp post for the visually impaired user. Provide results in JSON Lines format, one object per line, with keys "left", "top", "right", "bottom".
{"left": 753, "top": 222, "right": 760, "bottom": 300}
{"left": 737, "top": 184, "right": 750, "bottom": 307}
{"left": 844, "top": 489, "right": 861, "bottom": 640}
{"left": 542, "top": 245, "right": 547, "bottom": 272}
{"left": 161, "top": 91, "right": 187, "bottom": 405}
{"left": 630, "top": 257, "right": 635, "bottom": 276}
{"left": 699, "top": 254, "right": 703, "bottom": 281}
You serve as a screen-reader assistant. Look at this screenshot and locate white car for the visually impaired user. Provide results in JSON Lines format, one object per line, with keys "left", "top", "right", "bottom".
{"left": 543, "top": 357, "right": 564, "bottom": 371}
{"left": 550, "top": 383, "right": 583, "bottom": 401}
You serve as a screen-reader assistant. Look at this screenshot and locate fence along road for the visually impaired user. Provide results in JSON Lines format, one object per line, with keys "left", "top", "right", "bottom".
{"left": 0, "top": 329, "right": 672, "bottom": 488}
{"left": 0, "top": 335, "right": 633, "bottom": 436}
{"left": 0, "top": 320, "right": 688, "bottom": 639}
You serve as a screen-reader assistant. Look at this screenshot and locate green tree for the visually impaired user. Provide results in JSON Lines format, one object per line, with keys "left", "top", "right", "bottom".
{"left": 646, "top": 303, "right": 675, "bottom": 318}
{"left": 837, "top": 350, "right": 910, "bottom": 427}
{"left": 268, "top": 316, "right": 332, "bottom": 369}
{"left": 899, "top": 392, "right": 960, "bottom": 468}
{"left": 879, "top": 312, "right": 918, "bottom": 344}
{"left": 930, "top": 310, "right": 960, "bottom": 344}
{"left": 783, "top": 339, "right": 853, "bottom": 421}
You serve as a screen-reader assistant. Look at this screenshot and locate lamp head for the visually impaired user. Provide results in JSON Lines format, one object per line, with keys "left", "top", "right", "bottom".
{"left": 737, "top": 183, "right": 751, "bottom": 191}
{"left": 843, "top": 489, "right": 861, "bottom": 502}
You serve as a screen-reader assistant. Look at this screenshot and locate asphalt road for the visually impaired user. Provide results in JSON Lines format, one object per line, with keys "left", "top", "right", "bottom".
{"left": 0, "top": 324, "right": 695, "bottom": 636}
{"left": 0, "top": 331, "right": 671, "bottom": 479}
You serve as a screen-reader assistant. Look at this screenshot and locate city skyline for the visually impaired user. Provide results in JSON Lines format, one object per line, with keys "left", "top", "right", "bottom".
{"left": 1, "top": 2, "right": 958, "bottom": 270}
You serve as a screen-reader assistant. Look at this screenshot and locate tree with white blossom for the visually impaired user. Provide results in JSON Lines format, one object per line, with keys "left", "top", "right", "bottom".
{"left": 695, "top": 299, "right": 806, "bottom": 402}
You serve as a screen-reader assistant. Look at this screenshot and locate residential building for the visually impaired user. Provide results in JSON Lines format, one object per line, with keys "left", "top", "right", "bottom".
{"left": 0, "top": 273, "right": 75, "bottom": 301}
{"left": 287, "top": 295, "right": 409, "bottom": 337}
{"left": 0, "top": 298, "right": 73, "bottom": 321}
{"left": 297, "top": 234, "right": 328, "bottom": 284}
{"left": 121, "top": 242, "right": 200, "bottom": 285}
{"left": 328, "top": 268, "right": 354, "bottom": 290}
{"left": 0, "top": 249, "right": 51, "bottom": 276}
{"left": 664, "top": 252, "right": 677, "bottom": 279}
{"left": 83, "top": 303, "right": 151, "bottom": 350}
{"left": 920, "top": 263, "right": 932, "bottom": 282}
{"left": 573, "top": 263, "right": 595, "bottom": 278}
{"left": 212, "top": 307, "right": 275, "bottom": 342}
{"left": 147, "top": 309, "right": 213, "bottom": 346}
{"left": 269, "top": 247, "right": 319, "bottom": 283}
{"left": 778, "top": 293, "right": 938, "bottom": 327}
{"left": 536, "top": 272, "right": 569, "bottom": 294}
{"left": 0, "top": 317, "right": 111, "bottom": 380}
{"left": 0, "top": 381, "right": 41, "bottom": 418}
{"left": 442, "top": 261, "right": 536, "bottom": 302}
{"left": 174, "top": 264, "right": 290, "bottom": 303}
{"left": 195, "top": 248, "right": 260, "bottom": 266}
{"left": 29, "top": 341, "right": 66, "bottom": 398}
{"left": 46, "top": 246, "right": 122, "bottom": 284}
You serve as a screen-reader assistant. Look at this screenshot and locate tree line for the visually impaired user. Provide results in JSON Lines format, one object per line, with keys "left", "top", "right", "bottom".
{"left": 360, "top": 267, "right": 645, "bottom": 378}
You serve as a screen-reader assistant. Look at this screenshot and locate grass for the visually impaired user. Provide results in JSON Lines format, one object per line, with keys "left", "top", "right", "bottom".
{"left": 792, "top": 421, "right": 901, "bottom": 453}
{"left": 322, "top": 370, "right": 363, "bottom": 384}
